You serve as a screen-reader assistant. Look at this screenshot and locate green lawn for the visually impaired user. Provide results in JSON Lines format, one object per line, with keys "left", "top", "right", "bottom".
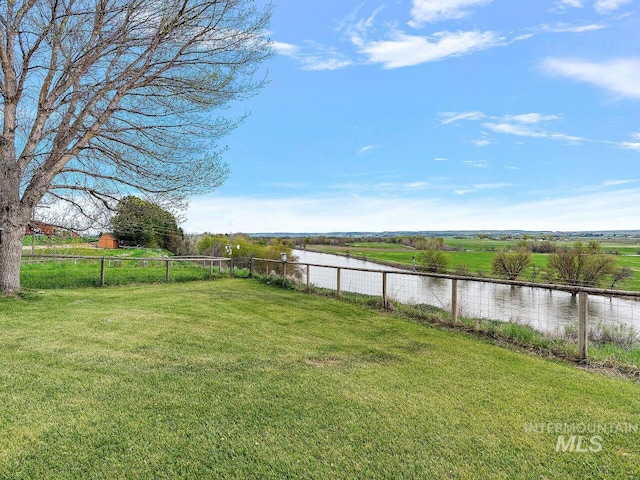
{"left": 0, "top": 280, "right": 639, "bottom": 479}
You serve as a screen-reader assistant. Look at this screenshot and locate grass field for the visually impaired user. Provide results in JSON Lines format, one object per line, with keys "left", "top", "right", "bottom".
{"left": 311, "top": 241, "right": 640, "bottom": 291}
{"left": 1, "top": 280, "right": 639, "bottom": 478}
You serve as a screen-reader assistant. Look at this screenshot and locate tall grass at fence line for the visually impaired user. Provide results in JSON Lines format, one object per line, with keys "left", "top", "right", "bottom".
{"left": 259, "top": 271, "right": 640, "bottom": 372}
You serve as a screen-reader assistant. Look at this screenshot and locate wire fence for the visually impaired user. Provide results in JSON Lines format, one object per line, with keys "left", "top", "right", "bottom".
{"left": 255, "top": 258, "right": 640, "bottom": 365}
{"left": 18, "top": 254, "right": 640, "bottom": 366}
{"left": 20, "top": 255, "right": 246, "bottom": 288}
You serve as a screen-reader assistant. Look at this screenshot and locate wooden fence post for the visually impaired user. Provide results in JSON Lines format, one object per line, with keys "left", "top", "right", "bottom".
{"left": 306, "top": 264, "right": 310, "bottom": 290}
{"left": 578, "top": 292, "right": 588, "bottom": 361}
{"left": 382, "top": 272, "right": 388, "bottom": 308}
{"left": 451, "top": 279, "right": 458, "bottom": 325}
{"left": 100, "top": 257, "right": 105, "bottom": 287}
{"left": 209, "top": 260, "right": 213, "bottom": 276}
{"left": 282, "top": 261, "right": 286, "bottom": 279}
{"left": 336, "top": 268, "right": 341, "bottom": 298}
{"left": 165, "top": 260, "right": 170, "bottom": 282}
{"left": 249, "top": 258, "right": 254, "bottom": 278}
{"left": 230, "top": 258, "right": 234, "bottom": 278}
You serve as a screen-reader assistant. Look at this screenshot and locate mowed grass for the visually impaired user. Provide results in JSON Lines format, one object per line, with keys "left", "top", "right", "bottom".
{"left": 1, "top": 280, "right": 639, "bottom": 479}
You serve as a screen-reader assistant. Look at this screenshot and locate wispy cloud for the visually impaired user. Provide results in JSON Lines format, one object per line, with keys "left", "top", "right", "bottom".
{"left": 277, "top": 1, "right": 611, "bottom": 72}
{"left": 404, "top": 181, "right": 431, "bottom": 190}
{"left": 542, "top": 57, "right": 640, "bottom": 99}
{"left": 603, "top": 179, "right": 638, "bottom": 186}
{"left": 442, "top": 110, "right": 588, "bottom": 143}
{"left": 473, "top": 182, "right": 512, "bottom": 189}
{"left": 440, "top": 111, "right": 486, "bottom": 125}
{"left": 594, "top": 0, "right": 633, "bottom": 14}
{"left": 358, "top": 30, "right": 499, "bottom": 69}
{"left": 454, "top": 182, "right": 512, "bottom": 195}
{"left": 357, "top": 145, "right": 376, "bottom": 155}
{"left": 463, "top": 160, "right": 488, "bottom": 168}
{"left": 443, "top": 110, "right": 640, "bottom": 151}
{"left": 273, "top": 41, "right": 299, "bottom": 56}
{"left": 273, "top": 40, "right": 353, "bottom": 71}
{"left": 263, "top": 182, "right": 308, "bottom": 189}
{"left": 408, "top": 0, "right": 494, "bottom": 27}
{"left": 542, "top": 22, "right": 605, "bottom": 33}
{"left": 554, "top": 0, "right": 632, "bottom": 13}
{"left": 186, "top": 189, "right": 640, "bottom": 233}
{"left": 556, "top": 0, "right": 585, "bottom": 8}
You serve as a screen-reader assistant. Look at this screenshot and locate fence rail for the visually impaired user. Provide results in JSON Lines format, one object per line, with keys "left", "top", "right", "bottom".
{"left": 21, "top": 254, "right": 240, "bottom": 288}
{"left": 19, "top": 254, "right": 640, "bottom": 363}
{"left": 254, "top": 258, "right": 640, "bottom": 362}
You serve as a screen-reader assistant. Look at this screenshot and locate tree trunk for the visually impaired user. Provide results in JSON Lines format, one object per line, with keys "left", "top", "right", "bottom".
{"left": 0, "top": 224, "right": 25, "bottom": 294}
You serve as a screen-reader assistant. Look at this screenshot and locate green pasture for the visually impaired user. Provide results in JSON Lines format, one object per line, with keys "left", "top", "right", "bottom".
{"left": 0, "top": 280, "right": 639, "bottom": 479}
{"left": 311, "top": 241, "right": 640, "bottom": 291}
{"left": 19, "top": 258, "right": 226, "bottom": 289}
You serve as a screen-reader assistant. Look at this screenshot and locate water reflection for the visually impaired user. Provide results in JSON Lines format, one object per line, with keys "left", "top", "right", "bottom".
{"left": 293, "top": 250, "right": 640, "bottom": 336}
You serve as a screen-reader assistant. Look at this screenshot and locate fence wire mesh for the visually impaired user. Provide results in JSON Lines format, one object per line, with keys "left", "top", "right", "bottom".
{"left": 20, "top": 255, "right": 236, "bottom": 289}
{"left": 291, "top": 259, "right": 640, "bottom": 360}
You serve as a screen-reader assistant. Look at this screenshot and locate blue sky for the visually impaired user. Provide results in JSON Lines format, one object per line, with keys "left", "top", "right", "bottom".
{"left": 184, "top": 0, "right": 640, "bottom": 233}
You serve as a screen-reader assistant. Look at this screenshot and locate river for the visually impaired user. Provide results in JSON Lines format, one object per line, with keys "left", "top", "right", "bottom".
{"left": 293, "top": 250, "right": 640, "bottom": 339}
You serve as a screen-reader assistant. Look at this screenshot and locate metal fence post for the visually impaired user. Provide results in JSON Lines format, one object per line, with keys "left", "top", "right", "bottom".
{"left": 451, "top": 279, "right": 458, "bottom": 325}
{"left": 578, "top": 292, "right": 588, "bottom": 361}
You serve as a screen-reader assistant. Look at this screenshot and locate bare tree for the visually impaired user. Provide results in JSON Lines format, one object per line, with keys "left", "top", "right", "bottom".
{"left": 491, "top": 248, "right": 532, "bottom": 281}
{"left": 547, "top": 242, "right": 616, "bottom": 287}
{"left": 0, "top": 0, "right": 272, "bottom": 293}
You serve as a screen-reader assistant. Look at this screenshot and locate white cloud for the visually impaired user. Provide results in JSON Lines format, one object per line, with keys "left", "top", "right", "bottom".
{"left": 359, "top": 30, "right": 498, "bottom": 69}
{"left": 484, "top": 121, "right": 585, "bottom": 143}
{"left": 408, "top": 0, "right": 494, "bottom": 27}
{"left": 483, "top": 122, "right": 546, "bottom": 138}
{"left": 542, "top": 57, "right": 640, "bottom": 99}
{"left": 473, "top": 182, "right": 512, "bottom": 189}
{"left": 273, "top": 41, "right": 299, "bottom": 57}
{"left": 463, "top": 160, "right": 488, "bottom": 168}
{"left": 545, "top": 23, "right": 605, "bottom": 33}
{"left": 404, "top": 181, "right": 431, "bottom": 190}
{"left": 603, "top": 179, "right": 638, "bottom": 186}
{"left": 503, "top": 113, "right": 561, "bottom": 124}
{"left": 273, "top": 40, "right": 353, "bottom": 71}
{"left": 558, "top": 0, "right": 585, "bottom": 7}
{"left": 357, "top": 145, "right": 376, "bottom": 155}
{"left": 594, "top": 0, "right": 632, "bottom": 14}
{"left": 184, "top": 189, "right": 640, "bottom": 233}
{"left": 470, "top": 139, "right": 491, "bottom": 146}
{"left": 440, "top": 110, "right": 487, "bottom": 125}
